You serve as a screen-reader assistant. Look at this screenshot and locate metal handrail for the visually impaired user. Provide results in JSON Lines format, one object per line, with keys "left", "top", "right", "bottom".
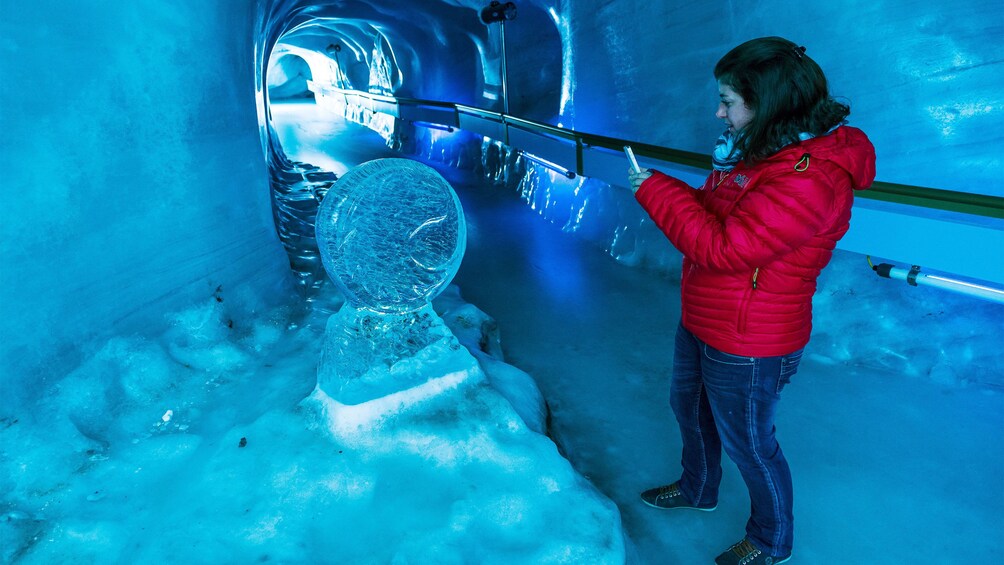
{"left": 316, "top": 86, "right": 1004, "bottom": 220}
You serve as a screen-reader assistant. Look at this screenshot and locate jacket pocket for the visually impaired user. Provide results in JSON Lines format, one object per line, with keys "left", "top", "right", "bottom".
{"left": 736, "top": 283, "right": 754, "bottom": 335}
{"left": 681, "top": 262, "right": 695, "bottom": 297}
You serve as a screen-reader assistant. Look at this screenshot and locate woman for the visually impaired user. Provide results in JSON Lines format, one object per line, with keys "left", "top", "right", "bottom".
{"left": 629, "top": 37, "right": 875, "bottom": 565}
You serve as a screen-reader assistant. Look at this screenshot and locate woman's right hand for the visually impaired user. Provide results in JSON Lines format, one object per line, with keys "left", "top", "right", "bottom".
{"left": 628, "top": 168, "right": 653, "bottom": 194}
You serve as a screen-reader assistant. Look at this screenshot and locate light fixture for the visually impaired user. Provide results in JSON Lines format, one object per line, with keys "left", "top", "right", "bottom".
{"left": 480, "top": 1, "right": 517, "bottom": 24}
{"left": 412, "top": 121, "right": 454, "bottom": 132}
{"left": 521, "top": 151, "right": 576, "bottom": 179}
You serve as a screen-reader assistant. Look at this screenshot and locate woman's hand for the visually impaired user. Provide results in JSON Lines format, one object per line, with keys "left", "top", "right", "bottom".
{"left": 629, "top": 168, "right": 653, "bottom": 194}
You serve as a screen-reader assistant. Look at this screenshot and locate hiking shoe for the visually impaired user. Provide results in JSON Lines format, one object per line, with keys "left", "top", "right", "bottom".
{"left": 639, "top": 482, "right": 716, "bottom": 511}
{"left": 714, "top": 538, "right": 790, "bottom": 565}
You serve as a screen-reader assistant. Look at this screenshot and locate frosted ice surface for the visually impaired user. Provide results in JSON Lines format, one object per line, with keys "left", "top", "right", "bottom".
{"left": 316, "top": 158, "right": 466, "bottom": 313}
{"left": 315, "top": 304, "right": 481, "bottom": 406}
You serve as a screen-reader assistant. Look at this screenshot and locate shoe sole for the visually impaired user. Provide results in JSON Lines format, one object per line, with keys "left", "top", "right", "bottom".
{"left": 640, "top": 499, "right": 717, "bottom": 511}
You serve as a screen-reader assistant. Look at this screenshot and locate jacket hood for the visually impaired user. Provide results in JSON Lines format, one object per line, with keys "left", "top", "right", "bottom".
{"left": 775, "top": 126, "right": 877, "bottom": 190}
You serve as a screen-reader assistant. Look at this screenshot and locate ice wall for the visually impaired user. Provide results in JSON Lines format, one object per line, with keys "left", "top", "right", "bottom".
{"left": 555, "top": 0, "right": 1003, "bottom": 195}
{"left": 0, "top": 1, "right": 293, "bottom": 408}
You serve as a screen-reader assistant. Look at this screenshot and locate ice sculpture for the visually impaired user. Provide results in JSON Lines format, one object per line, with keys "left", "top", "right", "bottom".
{"left": 316, "top": 158, "right": 466, "bottom": 313}
{"left": 309, "top": 158, "right": 475, "bottom": 423}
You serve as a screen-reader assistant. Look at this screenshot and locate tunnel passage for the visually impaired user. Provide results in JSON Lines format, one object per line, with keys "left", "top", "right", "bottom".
{"left": 268, "top": 53, "right": 314, "bottom": 100}
{"left": 259, "top": 1, "right": 566, "bottom": 296}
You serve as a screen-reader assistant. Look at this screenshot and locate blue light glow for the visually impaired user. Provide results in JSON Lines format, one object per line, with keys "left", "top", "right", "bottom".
{"left": 2, "top": 2, "right": 1001, "bottom": 563}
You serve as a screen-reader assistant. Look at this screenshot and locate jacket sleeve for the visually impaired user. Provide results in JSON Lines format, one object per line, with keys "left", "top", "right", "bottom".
{"left": 635, "top": 168, "right": 841, "bottom": 272}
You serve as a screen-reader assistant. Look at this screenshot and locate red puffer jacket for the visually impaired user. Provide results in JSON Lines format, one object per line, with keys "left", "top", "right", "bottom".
{"left": 636, "top": 126, "right": 876, "bottom": 357}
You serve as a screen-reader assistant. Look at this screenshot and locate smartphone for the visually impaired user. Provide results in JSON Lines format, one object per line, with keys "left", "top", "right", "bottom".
{"left": 624, "top": 145, "right": 641, "bottom": 174}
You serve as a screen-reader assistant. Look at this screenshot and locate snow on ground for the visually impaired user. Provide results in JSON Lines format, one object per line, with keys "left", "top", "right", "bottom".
{"left": 1, "top": 283, "right": 624, "bottom": 563}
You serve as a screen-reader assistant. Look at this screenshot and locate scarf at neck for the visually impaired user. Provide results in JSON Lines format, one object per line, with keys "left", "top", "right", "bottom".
{"left": 711, "top": 129, "right": 743, "bottom": 172}
{"left": 711, "top": 125, "right": 842, "bottom": 172}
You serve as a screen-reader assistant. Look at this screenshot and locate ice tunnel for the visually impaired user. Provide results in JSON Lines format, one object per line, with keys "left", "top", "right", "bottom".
{"left": 1, "top": 0, "right": 1003, "bottom": 563}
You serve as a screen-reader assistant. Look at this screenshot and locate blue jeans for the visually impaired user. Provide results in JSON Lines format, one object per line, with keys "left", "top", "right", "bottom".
{"left": 670, "top": 322, "right": 803, "bottom": 558}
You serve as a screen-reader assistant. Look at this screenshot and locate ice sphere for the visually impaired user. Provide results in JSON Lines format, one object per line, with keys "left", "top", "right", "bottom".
{"left": 316, "top": 158, "right": 466, "bottom": 313}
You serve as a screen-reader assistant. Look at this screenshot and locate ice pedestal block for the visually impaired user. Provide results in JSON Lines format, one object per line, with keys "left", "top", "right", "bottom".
{"left": 314, "top": 304, "right": 482, "bottom": 411}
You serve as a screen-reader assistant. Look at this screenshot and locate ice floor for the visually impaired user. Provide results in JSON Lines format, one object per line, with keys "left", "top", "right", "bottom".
{"left": 270, "top": 103, "right": 1003, "bottom": 563}
{"left": 452, "top": 179, "right": 1004, "bottom": 563}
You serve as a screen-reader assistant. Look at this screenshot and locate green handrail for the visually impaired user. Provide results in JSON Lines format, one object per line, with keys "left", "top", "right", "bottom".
{"left": 316, "top": 87, "right": 1004, "bottom": 220}
{"left": 860, "top": 180, "right": 1004, "bottom": 218}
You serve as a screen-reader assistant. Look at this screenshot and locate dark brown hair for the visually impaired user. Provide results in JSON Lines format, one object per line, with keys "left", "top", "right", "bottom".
{"left": 714, "top": 36, "right": 850, "bottom": 163}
